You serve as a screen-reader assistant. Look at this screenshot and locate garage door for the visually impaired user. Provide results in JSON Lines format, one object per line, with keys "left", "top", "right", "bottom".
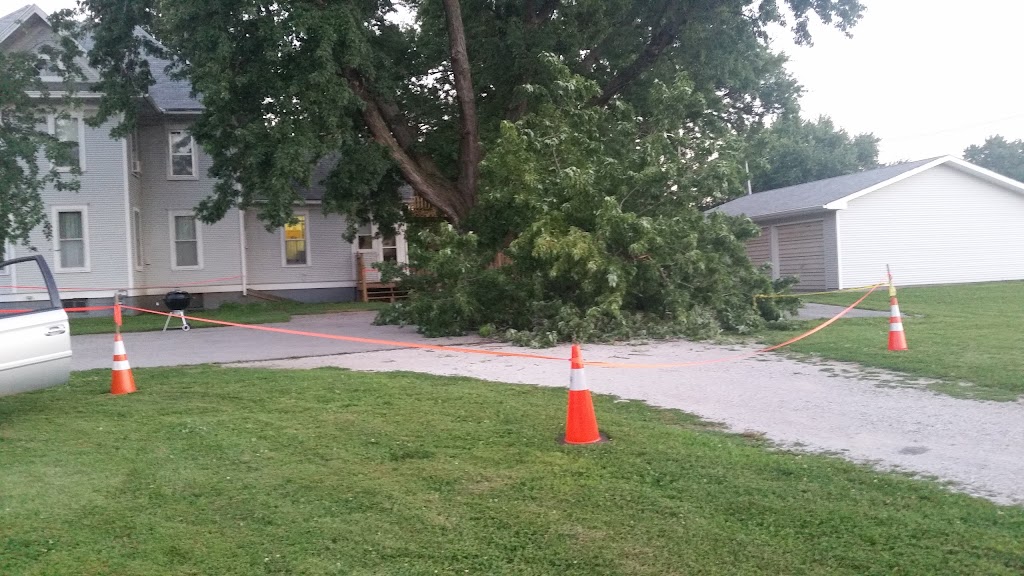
{"left": 776, "top": 220, "right": 826, "bottom": 291}
{"left": 745, "top": 227, "right": 771, "bottom": 268}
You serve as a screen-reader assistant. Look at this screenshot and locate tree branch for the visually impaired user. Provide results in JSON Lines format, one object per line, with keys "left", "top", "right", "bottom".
{"left": 343, "top": 69, "right": 470, "bottom": 223}
{"left": 590, "top": 3, "right": 685, "bottom": 108}
{"left": 441, "top": 0, "right": 480, "bottom": 211}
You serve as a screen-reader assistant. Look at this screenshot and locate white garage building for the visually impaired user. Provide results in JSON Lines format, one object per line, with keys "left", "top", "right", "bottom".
{"left": 713, "top": 156, "right": 1024, "bottom": 290}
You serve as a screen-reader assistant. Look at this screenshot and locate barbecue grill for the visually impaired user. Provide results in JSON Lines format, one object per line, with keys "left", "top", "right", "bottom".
{"left": 162, "top": 289, "right": 191, "bottom": 331}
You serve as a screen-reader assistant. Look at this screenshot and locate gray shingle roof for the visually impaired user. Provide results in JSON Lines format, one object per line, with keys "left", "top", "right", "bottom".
{"left": 712, "top": 158, "right": 941, "bottom": 219}
{"left": 1, "top": 4, "right": 204, "bottom": 113}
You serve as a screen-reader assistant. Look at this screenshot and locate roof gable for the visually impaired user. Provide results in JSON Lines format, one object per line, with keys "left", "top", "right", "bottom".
{"left": 0, "top": 5, "right": 48, "bottom": 47}
{"left": 712, "top": 156, "right": 1024, "bottom": 219}
{"left": 1, "top": 5, "right": 202, "bottom": 113}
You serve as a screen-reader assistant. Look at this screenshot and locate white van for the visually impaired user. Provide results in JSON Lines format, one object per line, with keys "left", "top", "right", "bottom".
{"left": 0, "top": 255, "right": 72, "bottom": 396}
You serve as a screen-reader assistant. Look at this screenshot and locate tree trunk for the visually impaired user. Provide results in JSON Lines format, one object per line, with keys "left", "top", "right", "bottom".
{"left": 441, "top": 0, "right": 481, "bottom": 216}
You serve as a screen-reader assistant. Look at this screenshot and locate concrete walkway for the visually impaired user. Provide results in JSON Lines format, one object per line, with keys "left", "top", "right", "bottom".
{"left": 72, "top": 312, "right": 1024, "bottom": 506}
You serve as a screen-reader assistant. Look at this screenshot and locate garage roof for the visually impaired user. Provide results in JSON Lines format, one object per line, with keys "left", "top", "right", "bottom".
{"left": 712, "top": 158, "right": 940, "bottom": 219}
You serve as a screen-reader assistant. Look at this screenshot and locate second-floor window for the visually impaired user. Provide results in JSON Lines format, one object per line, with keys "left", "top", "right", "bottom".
{"left": 168, "top": 130, "right": 196, "bottom": 178}
{"left": 51, "top": 116, "right": 83, "bottom": 171}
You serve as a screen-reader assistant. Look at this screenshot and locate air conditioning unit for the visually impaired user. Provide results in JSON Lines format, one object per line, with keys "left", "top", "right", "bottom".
{"left": 132, "top": 160, "right": 142, "bottom": 173}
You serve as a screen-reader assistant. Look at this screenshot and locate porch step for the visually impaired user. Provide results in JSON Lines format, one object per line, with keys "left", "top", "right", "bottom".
{"left": 363, "top": 283, "right": 408, "bottom": 303}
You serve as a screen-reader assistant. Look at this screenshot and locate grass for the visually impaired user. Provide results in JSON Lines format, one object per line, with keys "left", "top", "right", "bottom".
{"left": 69, "top": 301, "right": 387, "bottom": 335}
{"left": 765, "top": 281, "right": 1024, "bottom": 400}
{"left": 2, "top": 367, "right": 1023, "bottom": 575}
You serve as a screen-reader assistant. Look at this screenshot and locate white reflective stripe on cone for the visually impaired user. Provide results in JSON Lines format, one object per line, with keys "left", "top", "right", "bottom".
{"left": 890, "top": 305, "right": 902, "bottom": 317}
{"left": 112, "top": 360, "right": 132, "bottom": 371}
{"left": 113, "top": 340, "right": 127, "bottom": 355}
{"left": 890, "top": 322, "right": 904, "bottom": 331}
{"left": 569, "top": 368, "right": 588, "bottom": 391}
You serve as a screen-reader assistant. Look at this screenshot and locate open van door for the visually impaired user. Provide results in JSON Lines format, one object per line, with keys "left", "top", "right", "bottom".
{"left": 0, "top": 255, "right": 72, "bottom": 397}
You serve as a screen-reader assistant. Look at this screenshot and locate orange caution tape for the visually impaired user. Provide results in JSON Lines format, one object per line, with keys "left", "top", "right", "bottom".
{"left": 0, "top": 305, "right": 115, "bottom": 315}
{"left": 588, "top": 284, "right": 881, "bottom": 369}
{"left": 121, "top": 305, "right": 568, "bottom": 362}
{"left": 122, "top": 286, "right": 879, "bottom": 370}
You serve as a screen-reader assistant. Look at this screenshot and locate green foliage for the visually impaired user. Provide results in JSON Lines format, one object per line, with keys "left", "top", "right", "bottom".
{"left": 963, "top": 135, "right": 1024, "bottom": 183}
{"left": 75, "top": 0, "right": 864, "bottom": 229}
{"left": 0, "top": 45, "right": 83, "bottom": 257}
{"left": 378, "top": 60, "right": 794, "bottom": 344}
{"left": 747, "top": 114, "right": 880, "bottom": 192}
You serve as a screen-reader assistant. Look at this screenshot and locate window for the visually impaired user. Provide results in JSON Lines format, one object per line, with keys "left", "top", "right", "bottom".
{"left": 282, "top": 213, "right": 309, "bottom": 266}
{"left": 168, "top": 130, "right": 197, "bottom": 178}
{"left": 53, "top": 208, "right": 89, "bottom": 272}
{"left": 382, "top": 233, "right": 398, "bottom": 262}
{"left": 170, "top": 212, "right": 202, "bottom": 269}
{"left": 133, "top": 209, "right": 144, "bottom": 269}
{"left": 35, "top": 51, "right": 64, "bottom": 81}
{"left": 129, "top": 129, "right": 141, "bottom": 174}
{"left": 51, "top": 116, "right": 83, "bottom": 171}
{"left": 357, "top": 234, "right": 374, "bottom": 250}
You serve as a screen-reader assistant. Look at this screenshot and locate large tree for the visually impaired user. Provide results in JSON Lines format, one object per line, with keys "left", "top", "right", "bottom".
{"left": 746, "top": 114, "right": 879, "bottom": 192}
{"left": 0, "top": 42, "right": 82, "bottom": 260}
{"left": 73, "top": 0, "right": 865, "bottom": 231}
{"left": 963, "top": 135, "right": 1024, "bottom": 183}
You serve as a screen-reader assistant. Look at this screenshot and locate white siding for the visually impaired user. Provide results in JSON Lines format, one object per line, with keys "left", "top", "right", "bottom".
{"left": 136, "top": 121, "right": 243, "bottom": 290}
{"left": 776, "top": 220, "right": 826, "bottom": 291}
{"left": 838, "top": 165, "right": 1024, "bottom": 287}
{"left": 19, "top": 113, "right": 130, "bottom": 294}
{"left": 245, "top": 210, "right": 356, "bottom": 285}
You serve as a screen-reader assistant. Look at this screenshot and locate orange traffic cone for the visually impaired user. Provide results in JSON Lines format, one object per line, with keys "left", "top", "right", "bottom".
{"left": 563, "top": 344, "right": 604, "bottom": 444}
{"left": 887, "top": 276, "right": 908, "bottom": 352}
{"left": 110, "top": 333, "right": 137, "bottom": 395}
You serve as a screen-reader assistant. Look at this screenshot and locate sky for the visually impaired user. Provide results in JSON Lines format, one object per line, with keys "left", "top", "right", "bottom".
{"left": 25, "top": 0, "right": 1024, "bottom": 164}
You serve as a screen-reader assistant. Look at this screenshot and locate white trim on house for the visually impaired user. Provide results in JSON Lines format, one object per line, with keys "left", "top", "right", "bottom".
{"left": 238, "top": 209, "right": 248, "bottom": 296}
{"left": 166, "top": 128, "right": 198, "bottom": 180}
{"left": 823, "top": 156, "right": 1024, "bottom": 211}
{"left": 47, "top": 113, "right": 87, "bottom": 172}
{"left": 280, "top": 210, "right": 312, "bottom": 268}
{"left": 122, "top": 137, "right": 135, "bottom": 288}
{"left": 834, "top": 210, "right": 844, "bottom": 289}
{"left": 0, "top": 5, "right": 49, "bottom": 44}
{"left": 0, "top": 280, "right": 359, "bottom": 302}
{"left": 26, "top": 91, "right": 105, "bottom": 99}
{"left": 51, "top": 205, "right": 91, "bottom": 273}
{"left": 168, "top": 211, "right": 204, "bottom": 270}
{"left": 132, "top": 208, "right": 145, "bottom": 271}
{"left": 249, "top": 281, "right": 356, "bottom": 291}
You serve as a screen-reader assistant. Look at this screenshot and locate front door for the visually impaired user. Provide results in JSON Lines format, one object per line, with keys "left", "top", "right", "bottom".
{"left": 354, "top": 224, "right": 407, "bottom": 281}
{"left": 0, "top": 255, "right": 72, "bottom": 397}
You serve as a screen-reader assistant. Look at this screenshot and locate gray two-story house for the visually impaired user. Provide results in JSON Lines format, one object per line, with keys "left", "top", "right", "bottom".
{"left": 1, "top": 4, "right": 407, "bottom": 310}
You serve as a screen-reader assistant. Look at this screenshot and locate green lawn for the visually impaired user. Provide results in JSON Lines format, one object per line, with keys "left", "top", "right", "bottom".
{"left": 69, "top": 301, "right": 386, "bottom": 335}
{"left": 2, "top": 367, "right": 1023, "bottom": 575}
{"left": 765, "top": 281, "right": 1024, "bottom": 400}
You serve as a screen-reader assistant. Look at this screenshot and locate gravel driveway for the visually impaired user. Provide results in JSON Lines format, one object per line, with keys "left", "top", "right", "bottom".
{"left": 76, "top": 312, "right": 1024, "bottom": 505}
